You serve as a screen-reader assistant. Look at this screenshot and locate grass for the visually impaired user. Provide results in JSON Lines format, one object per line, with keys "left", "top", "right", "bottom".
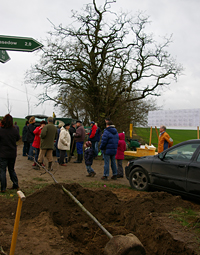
{"left": 79, "top": 181, "right": 129, "bottom": 189}
{"left": 168, "top": 207, "right": 200, "bottom": 233}
{"left": 0, "top": 181, "right": 129, "bottom": 201}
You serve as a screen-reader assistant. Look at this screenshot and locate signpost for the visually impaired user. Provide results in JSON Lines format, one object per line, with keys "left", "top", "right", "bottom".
{"left": 0, "top": 35, "right": 43, "bottom": 52}
{"left": 0, "top": 50, "right": 10, "bottom": 63}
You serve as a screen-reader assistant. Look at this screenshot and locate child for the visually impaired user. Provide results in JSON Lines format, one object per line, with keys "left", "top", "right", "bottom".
{"left": 115, "top": 132, "right": 127, "bottom": 178}
{"left": 84, "top": 141, "right": 96, "bottom": 177}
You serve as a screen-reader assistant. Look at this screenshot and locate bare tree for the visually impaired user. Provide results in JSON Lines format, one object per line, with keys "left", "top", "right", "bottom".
{"left": 24, "top": 84, "right": 31, "bottom": 115}
{"left": 6, "top": 93, "right": 12, "bottom": 114}
{"left": 26, "top": 0, "right": 182, "bottom": 128}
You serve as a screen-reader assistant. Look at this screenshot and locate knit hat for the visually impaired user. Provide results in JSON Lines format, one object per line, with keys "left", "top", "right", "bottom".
{"left": 90, "top": 121, "right": 95, "bottom": 125}
{"left": 47, "top": 117, "right": 53, "bottom": 123}
{"left": 64, "top": 123, "right": 70, "bottom": 128}
{"left": 76, "top": 120, "right": 82, "bottom": 124}
{"left": 29, "top": 116, "right": 35, "bottom": 124}
{"left": 85, "top": 141, "right": 92, "bottom": 147}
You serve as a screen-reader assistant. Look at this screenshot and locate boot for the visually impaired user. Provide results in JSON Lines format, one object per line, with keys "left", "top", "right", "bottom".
{"left": 74, "top": 154, "right": 81, "bottom": 163}
{"left": 80, "top": 154, "right": 83, "bottom": 163}
{"left": 48, "top": 162, "right": 53, "bottom": 171}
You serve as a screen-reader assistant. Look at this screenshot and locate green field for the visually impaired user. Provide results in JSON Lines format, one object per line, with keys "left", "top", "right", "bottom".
{"left": 133, "top": 127, "right": 199, "bottom": 148}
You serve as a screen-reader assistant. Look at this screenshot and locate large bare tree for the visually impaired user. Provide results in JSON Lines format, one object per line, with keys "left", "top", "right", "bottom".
{"left": 27, "top": 0, "right": 182, "bottom": 129}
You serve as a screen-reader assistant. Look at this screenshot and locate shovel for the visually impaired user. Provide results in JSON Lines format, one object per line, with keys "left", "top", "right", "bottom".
{"left": 34, "top": 161, "right": 146, "bottom": 255}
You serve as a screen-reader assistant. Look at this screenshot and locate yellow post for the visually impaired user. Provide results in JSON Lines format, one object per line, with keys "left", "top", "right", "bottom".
{"left": 130, "top": 123, "right": 133, "bottom": 138}
{"left": 155, "top": 126, "right": 159, "bottom": 139}
{"left": 10, "top": 191, "right": 26, "bottom": 255}
{"left": 197, "top": 126, "right": 199, "bottom": 139}
{"left": 149, "top": 126, "right": 152, "bottom": 146}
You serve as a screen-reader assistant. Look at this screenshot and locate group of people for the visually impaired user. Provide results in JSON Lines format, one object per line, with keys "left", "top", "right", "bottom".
{"left": 21, "top": 116, "right": 128, "bottom": 181}
{"left": 0, "top": 111, "right": 174, "bottom": 193}
{"left": 22, "top": 116, "right": 57, "bottom": 171}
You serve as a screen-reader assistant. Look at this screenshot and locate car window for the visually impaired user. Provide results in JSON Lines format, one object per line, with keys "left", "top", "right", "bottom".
{"left": 196, "top": 153, "right": 200, "bottom": 162}
{"left": 164, "top": 143, "right": 198, "bottom": 162}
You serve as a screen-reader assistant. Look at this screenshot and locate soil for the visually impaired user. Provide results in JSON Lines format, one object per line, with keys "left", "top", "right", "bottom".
{"left": 1, "top": 140, "right": 200, "bottom": 255}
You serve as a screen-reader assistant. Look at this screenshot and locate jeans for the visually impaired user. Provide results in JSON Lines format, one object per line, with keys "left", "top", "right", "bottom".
{"left": 86, "top": 165, "right": 94, "bottom": 174}
{"left": 94, "top": 141, "right": 99, "bottom": 157}
{"left": 0, "top": 157, "right": 18, "bottom": 191}
{"left": 23, "top": 141, "right": 29, "bottom": 156}
{"left": 76, "top": 142, "right": 84, "bottom": 155}
{"left": 56, "top": 147, "right": 60, "bottom": 158}
{"left": 33, "top": 147, "right": 40, "bottom": 162}
{"left": 28, "top": 143, "right": 34, "bottom": 160}
{"left": 91, "top": 141, "right": 96, "bottom": 157}
{"left": 103, "top": 154, "right": 117, "bottom": 177}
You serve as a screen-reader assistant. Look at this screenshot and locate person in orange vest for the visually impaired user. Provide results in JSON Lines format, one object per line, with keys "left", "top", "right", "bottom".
{"left": 158, "top": 125, "right": 173, "bottom": 153}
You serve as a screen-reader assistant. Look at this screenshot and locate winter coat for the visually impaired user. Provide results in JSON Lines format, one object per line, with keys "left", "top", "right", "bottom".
{"left": 26, "top": 123, "right": 35, "bottom": 143}
{"left": 96, "top": 127, "right": 102, "bottom": 142}
{"left": 74, "top": 125, "right": 85, "bottom": 142}
{"left": 32, "top": 126, "right": 43, "bottom": 149}
{"left": 55, "top": 128, "right": 61, "bottom": 148}
{"left": 58, "top": 127, "right": 71, "bottom": 150}
{"left": 158, "top": 131, "right": 173, "bottom": 153}
{"left": 22, "top": 125, "right": 28, "bottom": 142}
{"left": 100, "top": 125, "right": 119, "bottom": 155}
{"left": 69, "top": 126, "right": 76, "bottom": 138}
{"left": 115, "top": 133, "right": 126, "bottom": 160}
{"left": 88, "top": 124, "right": 98, "bottom": 142}
{"left": 0, "top": 126, "right": 20, "bottom": 158}
{"left": 40, "top": 123, "right": 57, "bottom": 150}
{"left": 84, "top": 147, "right": 94, "bottom": 165}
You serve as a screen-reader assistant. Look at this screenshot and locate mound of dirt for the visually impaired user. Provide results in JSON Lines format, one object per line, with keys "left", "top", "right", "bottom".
{"left": 0, "top": 183, "right": 200, "bottom": 255}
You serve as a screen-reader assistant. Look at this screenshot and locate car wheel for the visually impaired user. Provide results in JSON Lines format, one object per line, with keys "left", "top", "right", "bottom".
{"left": 129, "top": 168, "right": 149, "bottom": 191}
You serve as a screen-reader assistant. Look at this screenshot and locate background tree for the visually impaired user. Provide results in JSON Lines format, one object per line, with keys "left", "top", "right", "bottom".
{"left": 27, "top": 0, "right": 182, "bottom": 130}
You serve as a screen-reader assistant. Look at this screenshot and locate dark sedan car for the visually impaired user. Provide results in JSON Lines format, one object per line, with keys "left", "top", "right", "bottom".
{"left": 125, "top": 139, "right": 200, "bottom": 200}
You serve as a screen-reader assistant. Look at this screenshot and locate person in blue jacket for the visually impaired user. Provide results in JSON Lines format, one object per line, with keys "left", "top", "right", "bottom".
{"left": 100, "top": 121, "right": 119, "bottom": 180}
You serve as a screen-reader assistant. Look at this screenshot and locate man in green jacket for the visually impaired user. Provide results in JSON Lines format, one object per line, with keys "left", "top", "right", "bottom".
{"left": 37, "top": 117, "right": 57, "bottom": 171}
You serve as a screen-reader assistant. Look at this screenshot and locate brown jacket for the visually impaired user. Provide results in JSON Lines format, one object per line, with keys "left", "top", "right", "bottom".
{"left": 74, "top": 125, "right": 85, "bottom": 142}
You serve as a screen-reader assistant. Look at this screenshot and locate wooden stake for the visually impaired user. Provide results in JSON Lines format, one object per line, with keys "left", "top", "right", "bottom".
{"left": 149, "top": 126, "right": 152, "bottom": 146}
{"left": 155, "top": 126, "right": 159, "bottom": 139}
{"left": 130, "top": 123, "right": 133, "bottom": 138}
{"left": 9, "top": 191, "right": 26, "bottom": 255}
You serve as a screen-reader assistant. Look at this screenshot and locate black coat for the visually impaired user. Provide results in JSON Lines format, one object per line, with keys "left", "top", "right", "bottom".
{"left": 26, "top": 123, "right": 35, "bottom": 143}
{"left": 0, "top": 126, "right": 20, "bottom": 158}
{"left": 69, "top": 126, "right": 76, "bottom": 138}
{"left": 22, "top": 125, "right": 28, "bottom": 142}
{"left": 84, "top": 147, "right": 94, "bottom": 165}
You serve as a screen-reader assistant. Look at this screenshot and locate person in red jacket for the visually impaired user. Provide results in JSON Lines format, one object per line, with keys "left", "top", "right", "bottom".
{"left": 115, "top": 132, "right": 127, "bottom": 178}
{"left": 32, "top": 121, "right": 46, "bottom": 167}
{"left": 88, "top": 121, "right": 98, "bottom": 158}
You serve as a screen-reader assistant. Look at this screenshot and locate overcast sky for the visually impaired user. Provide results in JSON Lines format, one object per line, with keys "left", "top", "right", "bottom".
{"left": 1, "top": 0, "right": 200, "bottom": 119}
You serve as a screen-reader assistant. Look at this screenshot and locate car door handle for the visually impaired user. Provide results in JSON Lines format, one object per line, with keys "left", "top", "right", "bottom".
{"left": 178, "top": 165, "right": 186, "bottom": 168}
